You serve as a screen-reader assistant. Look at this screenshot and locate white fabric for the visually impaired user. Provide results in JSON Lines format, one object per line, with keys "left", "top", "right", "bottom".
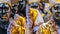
{"left": 58, "top": 28, "right": 60, "bottom": 34}
{"left": 34, "top": 10, "right": 44, "bottom": 25}
{"left": 56, "top": 26, "right": 60, "bottom": 34}
{"left": 14, "top": 14, "right": 19, "bottom": 20}
{"left": 52, "top": 8, "right": 57, "bottom": 13}
{"left": 33, "top": 10, "right": 44, "bottom": 32}
{"left": 26, "top": 5, "right": 31, "bottom": 28}
{"left": 45, "top": 3, "right": 51, "bottom": 10}
{"left": 29, "top": 0, "right": 39, "bottom": 3}
{"left": 5, "top": 0, "right": 10, "bottom": 1}
{"left": 33, "top": 26, "right": 39, "bottom": 32}
{"left": 7, "top": 18, "right": 15, "bottom": 34}
{"left": 49, "top": 0, "right": 55, "bottom": 4}
{"left": 0, "top": 2, "right": 2, "bottom": 3}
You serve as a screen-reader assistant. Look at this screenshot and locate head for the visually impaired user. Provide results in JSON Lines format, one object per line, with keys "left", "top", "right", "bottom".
{"left": 17, "top": 0, "right": 26, "bottom": 17}
{"left": 28, "top": 8, "right": 38, "bottom": 22}
{"left": 12, "top": 4, "right": 18, "bottom": 14}
{"left": 18, "top": 0, "right": 26, "bottom": 11}
{"left": 53, "top": 12, "right": 60, "bottom": 27}
{"left": 0, "top": 3, "right": 11, "bottom": 22}
{"left": 29, "top": 2, "right": 39, "bottom": 9}
{"left": 53, "top": 4, "right": 60, "bottom": 12}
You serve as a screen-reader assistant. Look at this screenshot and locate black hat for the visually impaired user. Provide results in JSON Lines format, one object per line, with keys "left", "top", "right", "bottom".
{"left": 30, "top": 2, "right": 38, "bottom": 8}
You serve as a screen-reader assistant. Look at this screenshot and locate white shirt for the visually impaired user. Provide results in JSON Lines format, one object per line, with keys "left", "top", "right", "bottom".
{"left": 33, "top": 10, "right": 44, "bottom": 32}
{"left": 34, "top": 10, "right": 44, "bottom": 25}
{"left": 49, "top": 0, "right": 55, "bottom": 4}
{"left": 58, "top": 28, "right": 60, "bottom": 34}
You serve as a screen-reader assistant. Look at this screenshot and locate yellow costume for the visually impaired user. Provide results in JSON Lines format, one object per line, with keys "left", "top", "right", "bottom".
{"left": 29, "top": 8, "right": 44, "bottom": 22}
{"left": 29, "top": 8, "right": 38, "bottom": 22}
{"left": 29, "top": 8, "right": 44, "bottom": 25}
{"left": 55, "top": 0, "right": 60, "bottom": 3}
{"left": 10, "top": 15, "right": 26, "bottom": 34}
{"left": 16, "top": 16, "right": 26, "bottom": 27}
{"left": 11, "top": 16, "right": 25, "bottom": 34}
{"left": 11, "top": 26, "right": 25, "bottom": 34}
{"left": 41, "top": 13, "right": 45, "bottom": 17}
{"left": 36, "top": 20, "right": 56, "bottom": 34}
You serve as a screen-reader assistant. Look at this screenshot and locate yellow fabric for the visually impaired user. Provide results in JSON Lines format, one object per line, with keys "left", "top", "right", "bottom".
{"left": 11, "top": 26, "right": 25, "bottom": 34}
{"left": 40, "top": 23, "right": 54, "bottom": 34}
{"left": 45, "top": 10, "right": 52, "bottom": 17}
{"left": 11, "top": 16, "right": 25, "bottom": 34}
{"left": 29, "top": 8, "right": 38, "bottom": 22}
{"left": 41, "top": 24, "right": 51, "bottom": 34}
{"left": 16, "top": 16, "right": 26, "bottom": 27}
{"left": 55, "top": 0, "right": 60, "bottom": 3}
{"left": 41, "top": 13, "right": 45, "bottom": 17}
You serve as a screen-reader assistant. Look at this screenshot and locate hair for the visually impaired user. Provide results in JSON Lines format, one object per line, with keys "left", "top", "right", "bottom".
{"left": 17, "top": 0, "right": 26, "bottom": 17}
{"left": 5, "top": 4, "right": 11, "bottom": 9}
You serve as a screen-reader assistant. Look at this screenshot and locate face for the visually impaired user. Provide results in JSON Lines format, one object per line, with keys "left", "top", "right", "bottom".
{"left": 0, "top": 3, "right": 10, "bottom": 22}
{"left": 54, "top": 12, "right": 60, "bottom": 19}
{"left": 53, "top": 12, "right": 60, "bottom": 27}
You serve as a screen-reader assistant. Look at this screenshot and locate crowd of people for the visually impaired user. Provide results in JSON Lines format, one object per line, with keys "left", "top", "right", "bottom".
{"left": 0, "top": 0, "right": 60, "bottom": 34}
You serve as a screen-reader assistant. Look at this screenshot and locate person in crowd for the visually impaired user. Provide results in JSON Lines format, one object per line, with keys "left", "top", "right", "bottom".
{"left": 7, "top": 0, "right": 26, "bottom": 34}
{"left": 39, "top": 0, "right": 45, "bottom": 14}
{"left": 43, "top": 3, "right": 53, "bottom": 22}
{"left": 27, "top": 2, "right": 44, "bottom": 34}
{"left": 36, "top": 11, "right": 60, "bottom": 34}
{"left": 0, "top": 2, "right": 11, "bottom": 34}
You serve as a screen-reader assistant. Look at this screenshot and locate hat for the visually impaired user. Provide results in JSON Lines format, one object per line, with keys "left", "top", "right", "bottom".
{"left": 30, "top": 2, "right": 38, "bottom": 8}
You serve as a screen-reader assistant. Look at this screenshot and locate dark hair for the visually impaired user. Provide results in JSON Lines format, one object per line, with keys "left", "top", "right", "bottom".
{"left": 17, "top": 9, "right": 26, "bottom": 17}
{"left": 10, "top": 13, "right": 14, "bottom": 19}
{"left": 17, "top": 0, "right": 26, "bottom": 17}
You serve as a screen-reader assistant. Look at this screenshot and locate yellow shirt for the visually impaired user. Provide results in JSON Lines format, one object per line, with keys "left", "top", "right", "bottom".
{"left": 16, "top": 16, "right": 26, "bottom": 27}
{"left": 29, "top": 8, "right": 38, "bottom": 22}
{"left": 55, "top": 0, "right": 60, "bottom": 3}
{"left": 41, "top": 13, "right": 45, "bottom": 17}
{"left": 36, "top": 22, "right": 55, "bottom": 34}
{"left": 11, "top": 26, "right": 25, "bottom": 34}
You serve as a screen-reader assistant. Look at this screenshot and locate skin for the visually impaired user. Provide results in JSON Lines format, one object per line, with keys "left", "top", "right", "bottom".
{"left": 2, "top": 8, "right": 10, "bottom": 22}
